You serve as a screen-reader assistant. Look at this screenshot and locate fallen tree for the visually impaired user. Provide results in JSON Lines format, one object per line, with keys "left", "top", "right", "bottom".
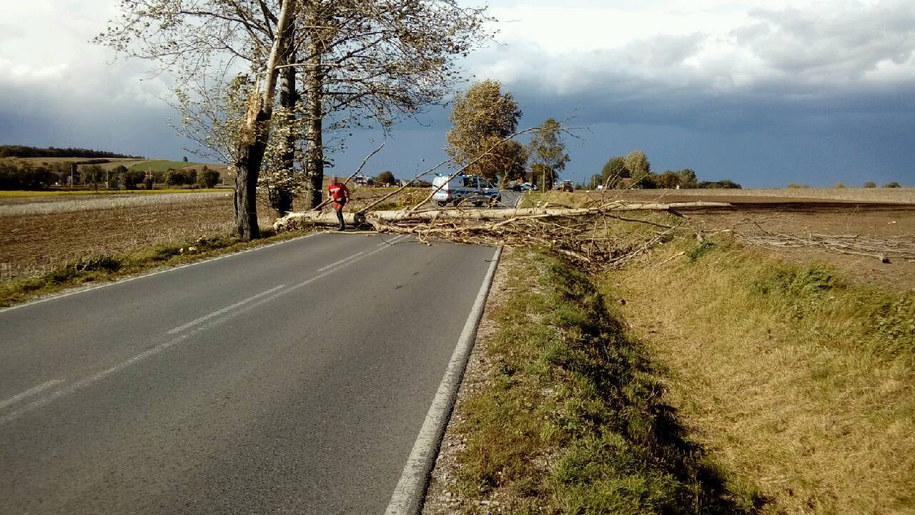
{"left": 274, "top": 201, "right": 729, "bottom": 269}
{"left": 275, "top": 201, "right": 730, "bottom": 230}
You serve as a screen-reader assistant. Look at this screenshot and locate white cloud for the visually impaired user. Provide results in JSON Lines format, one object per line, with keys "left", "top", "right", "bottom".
{"left": 0, "top": 0, "right": 173, "bottom": 113}
{"left": 474, "top": 0, "right": 915, "bottom": 100}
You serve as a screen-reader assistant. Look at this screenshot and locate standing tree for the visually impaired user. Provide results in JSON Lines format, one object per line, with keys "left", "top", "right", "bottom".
{"left": 446, "top": 80, "right": 523, "bottom": 183}
{"left": 624, "top": 150, "right": 651, "bottom": 184}
{"left": 375, "top": 171, "right": 397, "bottom": 187}
{"left": 676, "top": 169, "right": 698, "bottom": 188}
{"left": 98, "top": 0, "right": 490, "bottom": 238}
{"left": 497, "top": 140, "right": 528, "bottom": 186}
{"left": 657, "top": 171, "right": 681, "bottom": 189}
{"left": 198, "top": 168, "right": 221, "bottom": 189}
{"left": 82, "top": 165, "right": 105, "bottom": 191}
{"left": 601, "top": 156, "right": 628, "bottom": 187}
{"left": 527, "top": 118, "right": 569, "bottom": 191}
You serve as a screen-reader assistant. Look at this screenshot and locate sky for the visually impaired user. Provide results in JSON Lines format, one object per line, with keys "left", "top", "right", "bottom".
{"left": 1, "top": 0, "right": 914, "bottom": 187}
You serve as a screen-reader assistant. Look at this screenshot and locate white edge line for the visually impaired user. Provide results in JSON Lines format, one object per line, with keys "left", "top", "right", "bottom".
{"left": 0, "top": 380, "right": 64, "bottom": 411}
{"left": 0, "top": 232, "right": 322, "bottom": 315}
{"left": 166, "top": 284, "right": 286, "bottom": 335}
{"left": 385, "top": 246, "right": 502, "bottom": 515}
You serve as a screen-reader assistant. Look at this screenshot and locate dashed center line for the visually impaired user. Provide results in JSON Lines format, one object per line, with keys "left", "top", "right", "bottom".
{"left": 0, "top": 234, "right": 414, "bottom": 426}
{"left": 0, "top": 380, "right": 64, "bottom": 411}
{"left": 316, "top": 252, "right": 365, "bottom": 272}
{"left": 166, "top": 284, "right": 287, "bottom": 335}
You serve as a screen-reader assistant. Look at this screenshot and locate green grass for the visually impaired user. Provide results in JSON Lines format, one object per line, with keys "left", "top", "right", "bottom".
{"left": 0, "top": 228, "right": 313, "bottom": 307}
{"left": 609, "top": 234, "right": 915, "bottom": 513}
{"left": 450, "top": 247, "right": 760, "bottom": 513}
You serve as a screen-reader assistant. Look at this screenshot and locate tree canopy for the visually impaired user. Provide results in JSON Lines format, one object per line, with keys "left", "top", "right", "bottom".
{"left": 446, "top": 80, "right": 524, "bottom": 182}
{"left": 98, "top": 0, "right": 491, "bottom": 238}
{"left": 527, "top": 118, "right": 569, "bottom": 190}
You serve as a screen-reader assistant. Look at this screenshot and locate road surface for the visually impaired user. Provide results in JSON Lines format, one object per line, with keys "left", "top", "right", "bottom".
{"left": 0, "top": 233, "right": 497, "bottom": 514}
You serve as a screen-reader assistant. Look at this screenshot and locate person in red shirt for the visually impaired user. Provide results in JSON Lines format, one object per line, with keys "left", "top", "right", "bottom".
{"left": 327, "top": 176, "right": 350, "bottom": 231}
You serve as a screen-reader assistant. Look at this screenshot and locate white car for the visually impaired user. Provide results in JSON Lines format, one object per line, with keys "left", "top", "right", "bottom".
{"left": 431, "top": 173, "right": 500, "bottom": 207}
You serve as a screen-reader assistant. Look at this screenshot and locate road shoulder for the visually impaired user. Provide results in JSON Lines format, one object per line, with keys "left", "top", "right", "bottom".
{"left": 421, "top": 247, "right": 513, "bottom": 513}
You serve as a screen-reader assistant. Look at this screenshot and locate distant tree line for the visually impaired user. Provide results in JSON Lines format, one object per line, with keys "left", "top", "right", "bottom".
{"left": 0, "top": 145, "right": 143, "bottom": 159}
{"left": 0, "top": 160, "right": 219, "bottom": 191}
{"left": 584, "top": 151, "right": 742, "bottom": 190}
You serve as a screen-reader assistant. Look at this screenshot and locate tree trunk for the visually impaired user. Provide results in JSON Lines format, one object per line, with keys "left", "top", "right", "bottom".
{"left": 275, "top": 41, "right": 297, "bottom": 216}
{"left": 302, "top": 43, "right": 325, "bottom": 209}
{"left": 232, "top": 0, "right": 297, "bottom": 240}
{"left": 234, "top": 112, "right": 270, "bottom": 239}
{"left": 273, "top": 201, "right": 732, "bottom": 230}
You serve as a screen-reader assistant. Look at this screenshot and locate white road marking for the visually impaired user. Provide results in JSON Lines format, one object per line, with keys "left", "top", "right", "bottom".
{"left": 316, "top": 252, "right": 365, "bottom": 272}
{"left": 166, "top": 284, "right": 287, "bottom": 335}
{"left": 385, "top": 246, "right": 502, "bottom": 515}
{"left": 0, "top": 380, "right": 64, "bottom": 411}
{"left": 0, "top": 235, "right": 413, "bottom": 426}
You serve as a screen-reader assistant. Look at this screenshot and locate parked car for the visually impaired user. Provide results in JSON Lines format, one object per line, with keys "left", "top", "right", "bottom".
{"left": 432, "top": 173, "right": 500, "bottom": 207}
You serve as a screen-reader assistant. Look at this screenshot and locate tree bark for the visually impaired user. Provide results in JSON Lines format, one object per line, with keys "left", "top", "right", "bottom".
{"left": 302, "top": 39, "right": 325, "bottom": 209}
{"left": 275, "top": 26, "right": 297, "bottom": 216}
{"left": 234, "top": 111, "right": 271, "bottom": 239}
{"left": 232, "top": 0, "right": 297, "bottom": 240}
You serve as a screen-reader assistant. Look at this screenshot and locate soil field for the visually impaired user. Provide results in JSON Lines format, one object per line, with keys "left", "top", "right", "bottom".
{"left": 577, "top": 189, "right": 915, "bottom": 290}
{"left": 0, "top": 187, "right": 401, "bottom": 280}
{"left": 0, "top": 192, "right": 278, "bottom": 279}
{"left": 601, "top": 187, "right": 915, "bottom": 205}
{"left": 681, "top": 203, "right": 915, "bottom": 291}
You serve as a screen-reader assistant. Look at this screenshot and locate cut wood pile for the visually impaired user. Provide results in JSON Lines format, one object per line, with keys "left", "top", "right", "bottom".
{"left": 274, "top": 201, "right": 729, "bottom": 269}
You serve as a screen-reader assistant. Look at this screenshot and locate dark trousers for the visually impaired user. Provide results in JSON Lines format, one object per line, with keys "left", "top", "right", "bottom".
{"left": 335, "top": 206, "right": 345, "bottom": 230}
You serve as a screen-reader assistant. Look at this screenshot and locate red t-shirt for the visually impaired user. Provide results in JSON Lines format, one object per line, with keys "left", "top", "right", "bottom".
{"left": 328, "top": 183, "right": 349, "bottom": 206}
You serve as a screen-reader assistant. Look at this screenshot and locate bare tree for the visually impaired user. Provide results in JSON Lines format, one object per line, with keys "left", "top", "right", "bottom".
{"left": 527, "top": 118, "right": 569, "bottom": 190}
{"left": 291, "top": 0, "right": 492, "bottom": 207}
{"left": 98, "top": 0, "right": 491, "bottom": 238}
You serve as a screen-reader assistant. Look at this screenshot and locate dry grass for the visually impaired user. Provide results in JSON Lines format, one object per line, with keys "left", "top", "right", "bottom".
{"left": 426, "top": 244, "right": 759, "bottom": 513}
{"left": 605, "top": 234, "right": 915, "bottom": 514}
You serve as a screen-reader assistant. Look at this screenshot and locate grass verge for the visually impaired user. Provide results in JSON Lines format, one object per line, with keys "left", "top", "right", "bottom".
{"left": 607, "top": 234, "right": 915, "bottom": 513}
{"left": 0, "top": 228, "right": 313, "bottom": 307}
{"left": 447, "top": 247, "right": 759, "bottom": 513}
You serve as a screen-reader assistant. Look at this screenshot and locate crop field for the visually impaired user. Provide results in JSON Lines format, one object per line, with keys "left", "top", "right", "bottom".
{"left": 0, "top": 185, "right": 417, "bottom": 281}
{"left": 0, "top": 191, "right": 279, "bottom": 280}
{"left": 527, "top": 188, "right": 915, "bottom": 290}
{"left": 606, "top": 186, "right": 915, "bottom": 204}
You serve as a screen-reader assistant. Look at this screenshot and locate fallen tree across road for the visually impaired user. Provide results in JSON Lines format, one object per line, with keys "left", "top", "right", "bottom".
{"left": 274, "top": 201, "right": 730, "bottom": 269}
{"left": 274, "top": 201, "right": 729, "bottom": 228}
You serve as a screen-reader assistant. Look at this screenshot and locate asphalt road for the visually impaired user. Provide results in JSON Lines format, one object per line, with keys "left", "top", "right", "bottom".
{"left": 0, "top": 233, "right": 497, "bottom": 514}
